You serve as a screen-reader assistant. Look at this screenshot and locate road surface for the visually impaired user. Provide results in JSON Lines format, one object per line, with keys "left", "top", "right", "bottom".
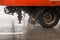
{"left": 0, "top": 15, "right": 60, "bottom": 40}
{"left": 0, "top": 20, "right": 60, "bottom": 40}
{"left": 22, "top": 21, "right": 60, "bottom": 40}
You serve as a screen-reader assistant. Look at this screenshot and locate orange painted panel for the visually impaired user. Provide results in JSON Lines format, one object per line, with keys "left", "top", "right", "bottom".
{"left": 0, "top": 0, "right": 60, "bottom": 6}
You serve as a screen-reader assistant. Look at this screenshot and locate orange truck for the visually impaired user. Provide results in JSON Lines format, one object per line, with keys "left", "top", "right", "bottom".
{"left": 1, "top": 0, "right": 60, "bottom": 28}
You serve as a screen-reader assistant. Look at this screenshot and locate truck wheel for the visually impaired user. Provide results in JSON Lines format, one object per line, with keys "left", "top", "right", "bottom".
{"left": 39, "top": 9, "right": 59, "bottom": 28}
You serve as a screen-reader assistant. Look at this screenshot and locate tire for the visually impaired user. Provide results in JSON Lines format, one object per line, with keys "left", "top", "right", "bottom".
{"left": 39, "top": 9, "right": 59, "bottom": 28}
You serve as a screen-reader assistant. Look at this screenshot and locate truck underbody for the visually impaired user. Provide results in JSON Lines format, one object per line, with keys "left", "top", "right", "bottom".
{"left": 4, "top": 6, "right": 60, "bottom": 28}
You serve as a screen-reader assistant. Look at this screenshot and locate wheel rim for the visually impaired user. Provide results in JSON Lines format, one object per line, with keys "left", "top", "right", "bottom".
{"left": 43, "top": 11, "right": 56, "bottom": 25}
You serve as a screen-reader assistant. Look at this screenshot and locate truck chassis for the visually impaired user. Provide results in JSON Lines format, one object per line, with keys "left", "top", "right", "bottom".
{"left": 4, "top": 6, "right": 60, "bottom": 28}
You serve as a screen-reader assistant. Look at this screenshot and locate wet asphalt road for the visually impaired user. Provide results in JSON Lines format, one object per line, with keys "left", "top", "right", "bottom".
{"left": 0, "top": 21, "right": 60, "bottom": 40}
{"left": 22, "top": 21, "right": 60, "bottom": 40}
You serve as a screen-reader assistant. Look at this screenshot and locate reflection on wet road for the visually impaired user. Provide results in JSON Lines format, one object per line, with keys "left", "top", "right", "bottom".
{"left": 0, "top": 22, "right": 60, "bottom": 40}
{"left": 22, "top": 21, "right": 60, "bottom": 40}
{"left": 0, "top": 21, "right": 60, "bottom": 40}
